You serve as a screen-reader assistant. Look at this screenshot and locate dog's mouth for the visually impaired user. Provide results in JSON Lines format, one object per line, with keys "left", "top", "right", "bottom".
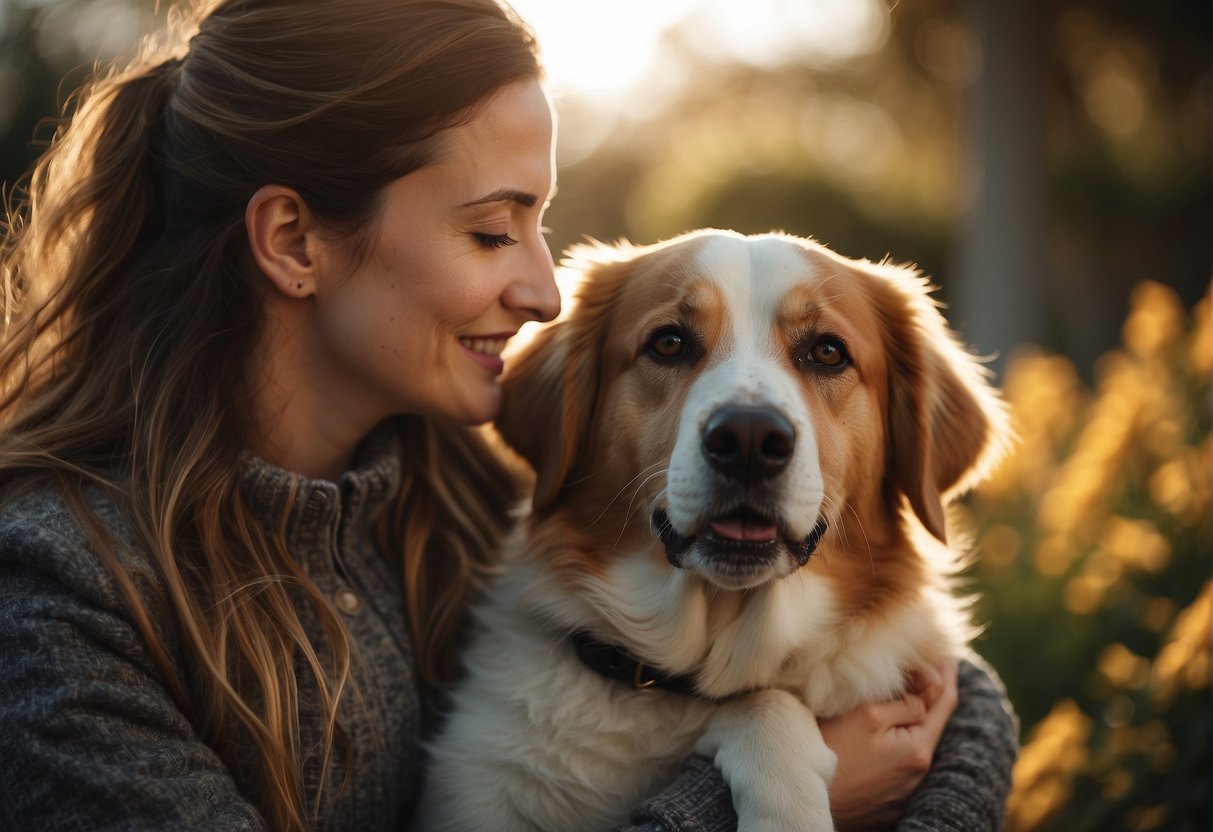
{"left": 653, "top": 507, "right": 828, "bottom": 578}
{"left": 706, "top": 509, "right": 779, "bottom": 544}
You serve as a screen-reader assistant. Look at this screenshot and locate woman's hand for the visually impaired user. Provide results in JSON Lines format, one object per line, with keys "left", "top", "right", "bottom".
{"left": 819, "top": 659, "right": 959, "bottom": 831}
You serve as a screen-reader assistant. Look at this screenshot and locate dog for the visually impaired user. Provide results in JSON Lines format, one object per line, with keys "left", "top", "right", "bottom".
{"left": 414, "top": 229, "right": 1009, "bottom": 831}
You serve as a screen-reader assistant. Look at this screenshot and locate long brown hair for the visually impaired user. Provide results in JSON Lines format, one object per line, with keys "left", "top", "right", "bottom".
{"left": 0, "top": 0, "right": 539, "bottom": 828}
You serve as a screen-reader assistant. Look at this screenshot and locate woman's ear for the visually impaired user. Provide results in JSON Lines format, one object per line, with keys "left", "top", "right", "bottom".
{"left": 245, "top": 185, "right": 318, "bottom": 298}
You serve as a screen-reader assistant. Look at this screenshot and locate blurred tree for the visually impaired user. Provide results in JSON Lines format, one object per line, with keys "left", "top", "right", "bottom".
{"left": 1040, "top": 0, "right": 1211, "bottom": 378}
{"left": 0, "top": 0, "right": 77, "bottom": 194}
{"left": 956, "top": 0, "right": 1049, "bottom": 375}
{"left": 554, "top": 0, "right": 972, "bottom": 291}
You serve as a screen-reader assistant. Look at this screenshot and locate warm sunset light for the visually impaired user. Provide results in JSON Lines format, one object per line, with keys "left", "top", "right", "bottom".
{"left": 510, "top": 0, "right": 890, "bottom": 101}
{"left": 509, "top": 0, "right": 696, "bottom": 98}
{"left": 0, "top": 2, "right": 1207, "bottom": 826}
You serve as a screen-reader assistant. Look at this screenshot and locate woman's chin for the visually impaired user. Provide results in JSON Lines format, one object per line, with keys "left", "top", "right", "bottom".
{"left": 451, "top": 387, "right": 504, "bottom": 427}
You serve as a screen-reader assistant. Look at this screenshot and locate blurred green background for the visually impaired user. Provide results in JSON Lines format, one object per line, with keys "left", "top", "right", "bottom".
{"left": 1, "top": 1, "right": 1208, "bottom": 829}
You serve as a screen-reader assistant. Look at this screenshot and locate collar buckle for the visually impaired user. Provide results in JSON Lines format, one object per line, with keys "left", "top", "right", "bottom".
{"left": 632, "top": 662, "right": 658, "bottom": 690}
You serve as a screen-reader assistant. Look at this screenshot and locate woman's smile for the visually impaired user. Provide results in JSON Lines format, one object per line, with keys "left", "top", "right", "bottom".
{"left": 459, "top": 334, "right": 513, "bottom": 373}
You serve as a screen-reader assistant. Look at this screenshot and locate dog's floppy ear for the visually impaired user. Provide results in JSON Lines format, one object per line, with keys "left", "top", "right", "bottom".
{"left": 865, "top": 263, "right": 1010, "bottom": 542}
{"left": 496, "top": 245, "right": 634, "bottom": 511}
{"left": 496, "top": 314, "right": 596, "bottom": 510}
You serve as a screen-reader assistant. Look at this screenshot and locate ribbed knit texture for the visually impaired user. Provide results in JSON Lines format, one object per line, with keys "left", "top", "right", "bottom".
{"left": 0, "top": 422, "right": 421, "bottom": 831}
{"left": 896, "top": 654, "right": 1019, "bottom": 831}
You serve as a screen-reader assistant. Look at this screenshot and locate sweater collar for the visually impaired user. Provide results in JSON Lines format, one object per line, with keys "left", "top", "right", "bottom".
{"left": 237, "top": 418, "right": 404, "bottom": 547}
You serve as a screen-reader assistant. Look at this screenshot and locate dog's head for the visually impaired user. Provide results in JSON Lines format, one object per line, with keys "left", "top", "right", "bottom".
{"left": 497, "top": 230, "right": 1008, "bottom": 592}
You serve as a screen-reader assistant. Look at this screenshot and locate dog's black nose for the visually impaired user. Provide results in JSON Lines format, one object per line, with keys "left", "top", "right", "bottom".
{"left": 702, "top": 406, "right": 795, "bottom": 482}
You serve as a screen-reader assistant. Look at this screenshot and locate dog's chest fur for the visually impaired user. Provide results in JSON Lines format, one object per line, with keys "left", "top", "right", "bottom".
{"left": 417, "top": 532, "right": 965, "bottom": 831}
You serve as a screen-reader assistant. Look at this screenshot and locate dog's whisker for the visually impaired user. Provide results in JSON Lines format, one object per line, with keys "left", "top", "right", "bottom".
{"left": 610, "top": 468, "right": 669, "bottom": 552}
{"left": 620, "top": 469, "right": 667, "bottom": 528}
{"left": 587, "top": 463, "right": 666, "bottom": 530}
{"left": 820, "top": 495, "right": 845, "bottom": 545}
{"left": 822, "top": 495, "right": 846, "bottom": 544}
{"left": 841, "top": 500, "right": 876, "bottom": 579}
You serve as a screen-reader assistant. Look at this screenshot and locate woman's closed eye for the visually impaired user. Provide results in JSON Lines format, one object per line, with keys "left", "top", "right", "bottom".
{"left": 473, "top": 232, "right": 519, "bottom": 250}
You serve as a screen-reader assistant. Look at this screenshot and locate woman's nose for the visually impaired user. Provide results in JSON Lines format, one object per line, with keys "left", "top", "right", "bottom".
{"left": 504, "top": 239, "right": 560, "bottom": 322}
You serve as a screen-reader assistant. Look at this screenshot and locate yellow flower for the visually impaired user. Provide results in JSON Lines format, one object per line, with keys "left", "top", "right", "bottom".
{"left": 1151, "top": 581, "right": 1211, "bottom": 704}
{"left": 1006, "top": 699, "right": 1093, "bottom": 830}
{"left": 1033, "top": 533, "right": 1079, "bottom": 577}
{"left": 1138, "top": 596, "right": 1176, "bottom": 632}
{"left": 1122, "top": 281, "right": 1184, "bottom": 360}
{"left": 978, "top": 523, "right": 1022, "bottom": 569}
{"left": 981, "top": 349, "right": 1083, "bottom": 501}
{"left": 1186, "top": 287, "right": 1210, "bottom": 379}
{"left": 1098, "top": 642, "right": 1151, "bottom": 689}
{"left": 1148, "top": 439, "right": 1212, "bottom": 526}
{"left": 1100, "top": 516, "right": 1171, "bottom": 574}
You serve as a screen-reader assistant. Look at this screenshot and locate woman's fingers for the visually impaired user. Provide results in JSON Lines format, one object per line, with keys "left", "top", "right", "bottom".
{"left": 819, "top": 659, "right": 962, "bottom": 831}
{"left": 868, "top": 691, "right": 928, "bottom": 729}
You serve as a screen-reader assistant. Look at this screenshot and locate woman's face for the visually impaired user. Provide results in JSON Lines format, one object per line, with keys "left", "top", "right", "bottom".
{"left": 309, "top": 78, "right": 560, "bottom": 431}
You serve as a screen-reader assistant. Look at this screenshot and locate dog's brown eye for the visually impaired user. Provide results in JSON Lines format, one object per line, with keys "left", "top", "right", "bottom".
{"left": 809, "top": 338, "right": 848, "bottom": 368}
{"left": 648, "top": 328, "right": 686, "bottom": 359}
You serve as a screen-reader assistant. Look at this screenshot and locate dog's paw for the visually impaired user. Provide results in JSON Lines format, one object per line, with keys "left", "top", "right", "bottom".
{"left": 695, "top": 689, "right": 836, "bottom": 832}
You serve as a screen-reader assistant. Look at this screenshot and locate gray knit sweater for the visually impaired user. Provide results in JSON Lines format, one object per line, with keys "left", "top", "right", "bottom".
{"left": 0, "top": 424, "right": 1017, "bottom": 830}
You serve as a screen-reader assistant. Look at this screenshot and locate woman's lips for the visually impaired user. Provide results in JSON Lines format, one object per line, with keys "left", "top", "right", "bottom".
{"left": 459, "top": 334, "right": 512, "bottom": 373}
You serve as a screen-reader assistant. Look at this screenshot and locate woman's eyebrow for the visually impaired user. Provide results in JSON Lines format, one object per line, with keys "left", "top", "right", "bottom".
{"left": 460, "top": 188, "right": 538, "bottom": 208}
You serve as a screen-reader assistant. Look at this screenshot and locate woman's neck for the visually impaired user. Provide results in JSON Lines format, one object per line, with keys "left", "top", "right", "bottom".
{"left": 246, "top": 295, "right": 373, "bottom": 481}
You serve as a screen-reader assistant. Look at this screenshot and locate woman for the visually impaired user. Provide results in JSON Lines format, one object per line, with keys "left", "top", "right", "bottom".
{"left": 0, "top": 0, "right": 1016, "bottom": 829}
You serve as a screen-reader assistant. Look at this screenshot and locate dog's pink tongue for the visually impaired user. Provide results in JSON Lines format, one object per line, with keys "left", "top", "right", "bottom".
{"left": 710, "top": 516, "right": 778, "bottom": 542}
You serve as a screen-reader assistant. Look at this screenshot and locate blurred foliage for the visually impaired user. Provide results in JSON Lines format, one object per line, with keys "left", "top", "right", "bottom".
{"left": 550, "top": 0, "right": 977, "bottom": 292}
{"left": 961, "top": 280, "right": 1211, "bottom": 831}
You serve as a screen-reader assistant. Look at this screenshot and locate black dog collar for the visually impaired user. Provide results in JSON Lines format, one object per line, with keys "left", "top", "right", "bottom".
{"left": 569, "top": 630, "right": 734, "bottom": 702}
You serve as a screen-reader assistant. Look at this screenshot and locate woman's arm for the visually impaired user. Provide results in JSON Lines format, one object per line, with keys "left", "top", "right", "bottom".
{"left": 0, "top": 536, "right": 268, "bottom": 831}
{"left": 611, "top": 655, "right": 1016, "bottom": 832}
{"left": 895, "top": 654, "right": 1019, "bottom": 832}
{"left": 611, "top": 756, "right": 737, "bottom": 832}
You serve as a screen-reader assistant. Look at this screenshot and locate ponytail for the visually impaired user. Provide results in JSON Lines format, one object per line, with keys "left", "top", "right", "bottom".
{"left": 2, "top": 52, "right": 183, "bottom": 410}
{"left": 0, "top": 47, "right": 205, "bottom": 720}
{"left": 5, "top": 51, "right": 177, "bottom": 303}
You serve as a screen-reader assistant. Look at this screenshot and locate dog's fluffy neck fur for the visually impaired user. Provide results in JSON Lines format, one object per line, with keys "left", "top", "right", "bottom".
{"left": 492, "top": 504, "right": 970, "bottom": 716}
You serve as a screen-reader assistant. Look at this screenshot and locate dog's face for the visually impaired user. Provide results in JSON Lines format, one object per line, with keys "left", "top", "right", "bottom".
{"left": 498, "top": 230, "right": 1006, "bottom": 593}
